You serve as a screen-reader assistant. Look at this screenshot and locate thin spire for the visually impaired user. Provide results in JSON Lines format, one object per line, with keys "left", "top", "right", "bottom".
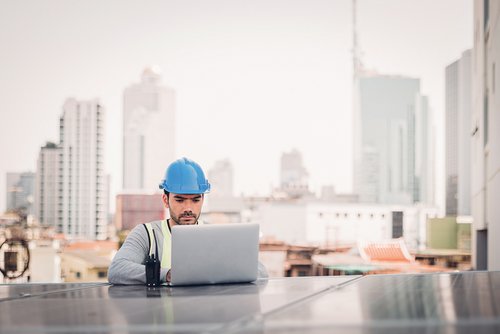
{"left": 352, "top": 0, "right": 363, "bottom": 78}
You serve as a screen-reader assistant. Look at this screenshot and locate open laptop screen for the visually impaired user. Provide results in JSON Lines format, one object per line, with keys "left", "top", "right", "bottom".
{"left": 170, "top": 223, "right": 259, "bottom": 286}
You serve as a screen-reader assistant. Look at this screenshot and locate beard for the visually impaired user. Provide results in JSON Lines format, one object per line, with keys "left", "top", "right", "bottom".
{"left": 169, "top": 210, "right": 199, "bottom": 225}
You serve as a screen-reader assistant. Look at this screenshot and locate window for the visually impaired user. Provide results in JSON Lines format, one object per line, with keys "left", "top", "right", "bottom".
{"left": 392, "top": 211, "right": 404, "bottom": 238}
{"left": 4, "top": 251, "right": 18, "bottom": 272}
{"left": 98, "top": 271, "right": 107, "bottom": 278}
{"left": 76, "top": 272, "right": 81, "bottom": 279}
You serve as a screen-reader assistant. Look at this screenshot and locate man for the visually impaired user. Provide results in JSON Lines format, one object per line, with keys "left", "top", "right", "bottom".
{"left": 108, "top": 157, "right": 268, "bottom": 284}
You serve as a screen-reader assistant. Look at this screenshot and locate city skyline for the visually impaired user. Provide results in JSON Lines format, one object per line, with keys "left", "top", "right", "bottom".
{"left": 0, "top": 0, "right": 472, "bottom": 213}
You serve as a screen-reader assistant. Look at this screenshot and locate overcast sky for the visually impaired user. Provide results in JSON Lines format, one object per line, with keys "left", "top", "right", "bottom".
{"left": 0, "top": 0, "right": 472, "bottom": 213}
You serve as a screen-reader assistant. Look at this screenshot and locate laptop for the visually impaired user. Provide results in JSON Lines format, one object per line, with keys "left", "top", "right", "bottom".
{"left": 168, "top": 223, "right": 259, "bottom": 286}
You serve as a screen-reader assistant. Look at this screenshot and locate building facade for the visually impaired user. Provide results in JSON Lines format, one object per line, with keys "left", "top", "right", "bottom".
{"left": 471, "top": 0, "right": 500, "bottom": 270}
{"left": 445, "top": 50, "right": 472, "bottom": 216}
{"left": 35, "top": 143, "right": 61, "bottom": 227}
{"left": 115, "top": 193, "right": 165, "bottom": 231}
{"left": 58, "top": 98, "right": 107, "bottom": 240}
{"left": 123, "top": 67, "right": 176, "bottom": 191}
{"left": 414, "top": 96, "right": 435, "bottom": 206}
{"left": 250, "top": 200, "right": 438, "bottom": 251}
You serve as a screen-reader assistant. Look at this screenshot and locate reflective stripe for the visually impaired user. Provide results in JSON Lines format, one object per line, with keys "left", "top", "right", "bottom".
{"left": 161, "top": 219, "right": 171, "bottom": 269}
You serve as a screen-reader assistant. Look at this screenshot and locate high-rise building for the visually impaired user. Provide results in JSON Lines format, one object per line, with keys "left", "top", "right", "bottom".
{"left": 123, "top": 67, "right": 176, "bottom": 191}
{"left": 35, "top": 99, "right": 108, "bottom": 240}
{"left": 279, "top": 149, "right": 311, "bottom": 198}
{"left": 208, "top": 159, "right": 234, "bottom": 198}
{"left": 471, "top": 0, "right": 500, "bottom": 270}
{"left": 353, "top": 75, "right": 430, "bottom": 205}
{"left": 58, "top": 98, "right": 107, "bottom": 240}
{"left": 35, "top": 142, "right": 60, "bottom": 227}
{"left": 445, "top": 50, "right": 472, "bottom": 216}
{"left": 6, "top": 172, "right": 35, "bottom": 215}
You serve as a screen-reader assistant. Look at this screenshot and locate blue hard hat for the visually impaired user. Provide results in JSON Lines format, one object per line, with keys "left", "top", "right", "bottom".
{"left": 159, "top": 157, "right": 211, "bottom": 194}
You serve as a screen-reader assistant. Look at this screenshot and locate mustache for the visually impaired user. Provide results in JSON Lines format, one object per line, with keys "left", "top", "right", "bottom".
{"left": 180, "top": 212, "right": 195, "bottom": 218}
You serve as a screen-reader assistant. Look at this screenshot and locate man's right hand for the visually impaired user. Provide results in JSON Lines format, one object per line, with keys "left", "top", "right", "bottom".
{"left": 166, "top": 269, "right": 171, "bottom": 283}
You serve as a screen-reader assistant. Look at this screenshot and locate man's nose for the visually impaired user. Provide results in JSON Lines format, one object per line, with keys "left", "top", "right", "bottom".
{"left": 181, "top": 202, "right": 192, "bottom": 212}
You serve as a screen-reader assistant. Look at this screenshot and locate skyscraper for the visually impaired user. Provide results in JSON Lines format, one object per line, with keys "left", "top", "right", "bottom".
{"left": 35, "top": 99, "right": 108, "bottom": 240}
{"left": 353, "top": 75, "right": 429, "bottom": 205}
{"left": 6, "top": 172, "right": 35, "bottom": 215}
{"left": 445, "top": 50, "right": 472, "bottom": 216}
{"left": 123, "top": 67, "right": 176, "bottom": 191}
{"left": 35, "top": 142, "right": 60, "bottom": 227}
{"left": 58, "top": 98, "right": 107, "bottom": 240}
{"left": 208, "top": 159, "right": 234, "bottom": 198}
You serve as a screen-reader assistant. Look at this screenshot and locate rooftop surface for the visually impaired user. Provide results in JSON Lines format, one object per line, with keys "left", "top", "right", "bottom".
{"left": 0, "top": 271, "right": 499, "bottom": 333}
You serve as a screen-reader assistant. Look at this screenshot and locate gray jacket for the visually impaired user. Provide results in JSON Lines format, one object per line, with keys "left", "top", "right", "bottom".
{"left": 108, "top": 220, "right": 268, "bottom": 285}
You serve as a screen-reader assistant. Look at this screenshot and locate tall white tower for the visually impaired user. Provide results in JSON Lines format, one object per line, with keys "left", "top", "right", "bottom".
{"left": 58, "top": 98, "right": 107, "bottom": 240}
{"left": 123, "top": 67, "right": 176, "bottom": 191}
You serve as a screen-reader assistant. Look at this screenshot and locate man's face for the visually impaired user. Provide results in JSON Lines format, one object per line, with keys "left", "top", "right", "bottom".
{"left": 162, "top": 193, "right": 204, "bottom": 226}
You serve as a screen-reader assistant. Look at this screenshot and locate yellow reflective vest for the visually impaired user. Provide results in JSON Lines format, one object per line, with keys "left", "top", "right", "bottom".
{"left": 144, "top": 219, "right": 171, "bottom": 269}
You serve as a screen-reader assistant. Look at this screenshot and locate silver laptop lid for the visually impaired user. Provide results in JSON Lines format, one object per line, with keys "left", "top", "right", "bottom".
{"left": 170, "top": 223, "right": 259, "bottom": 286}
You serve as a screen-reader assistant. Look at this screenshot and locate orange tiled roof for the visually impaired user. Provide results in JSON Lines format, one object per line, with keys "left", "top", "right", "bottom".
{"left": 358, "top": 239, "right": 414, "bottom": 263}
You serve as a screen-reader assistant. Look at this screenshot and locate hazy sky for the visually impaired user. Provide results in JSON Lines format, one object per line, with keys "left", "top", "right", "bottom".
{"left": 0, "top": 0, "right": 472, "bottom": 213}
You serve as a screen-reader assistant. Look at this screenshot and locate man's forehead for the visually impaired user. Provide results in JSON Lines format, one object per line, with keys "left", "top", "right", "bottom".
{"left": 171, "top": 193, "right": 202, "bottom": 199}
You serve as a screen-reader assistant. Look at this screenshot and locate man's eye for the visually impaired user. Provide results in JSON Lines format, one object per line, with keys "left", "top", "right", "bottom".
{"left": 175, "top": 199, "right": 184, "bottom": 203}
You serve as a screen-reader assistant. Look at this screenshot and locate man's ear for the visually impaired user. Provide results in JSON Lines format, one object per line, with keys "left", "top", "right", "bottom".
{"left": 162, "top": 193, "right": 169, "bottom": 208}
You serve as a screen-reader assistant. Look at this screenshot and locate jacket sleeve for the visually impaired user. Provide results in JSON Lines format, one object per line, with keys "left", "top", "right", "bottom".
{"left": 108, "top": 225, "right": 150, "bottom": 285}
